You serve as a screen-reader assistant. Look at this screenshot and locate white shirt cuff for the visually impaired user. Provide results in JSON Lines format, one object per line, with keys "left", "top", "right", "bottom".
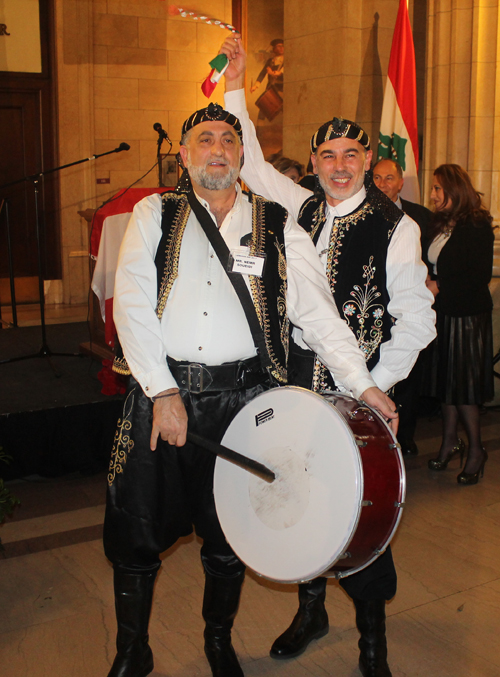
{"left": 340, "top": 370, "right": 377, "bottom": 401}
{"left": 134, "top": 366, "right": 179, "bottom": 399}
{"left": 369, "top": 362, "right": 398, "bottom": 394}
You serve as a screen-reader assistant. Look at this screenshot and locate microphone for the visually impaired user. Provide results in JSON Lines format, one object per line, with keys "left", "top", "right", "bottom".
{"left": 153, "top": 122, "right": 171, "bottom": 143}
{"left": 115, "top": 142, "right": 130, "bottom": 152}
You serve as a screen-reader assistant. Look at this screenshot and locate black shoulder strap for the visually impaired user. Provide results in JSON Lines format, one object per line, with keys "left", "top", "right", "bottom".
{"left": 186, "top": 191, "right": 272, "bottom": 371}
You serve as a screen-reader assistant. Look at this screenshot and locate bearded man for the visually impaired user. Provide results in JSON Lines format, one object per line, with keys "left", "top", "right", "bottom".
{"left": 103, "top": 102, "right": 397, "bottom": 677}
{"left": 220, "top": 36, "right": 436, "bottom": 677}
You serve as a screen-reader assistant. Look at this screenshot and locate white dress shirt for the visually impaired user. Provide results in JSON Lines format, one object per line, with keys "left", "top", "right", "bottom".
{"left": 224, "top": 89, "right": 436, "bottom": 392}
{"left": 427, "top": 232, "right": 449, "bottom": 275}
{"left": 113, "top": 186, "right": 376, "bottom": 399}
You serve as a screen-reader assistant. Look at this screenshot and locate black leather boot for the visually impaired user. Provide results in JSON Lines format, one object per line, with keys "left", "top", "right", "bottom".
{"left": 354, "top": 598, "right": 392, "bottom": 677}
{"left": 107, "top": 568, "right": 157, "bottom": 677}
{"left": 270, "top": 577, "right": 329, "bottom": 659}
{"left": 202, "top": 570, "right": 245, "bottom": 677}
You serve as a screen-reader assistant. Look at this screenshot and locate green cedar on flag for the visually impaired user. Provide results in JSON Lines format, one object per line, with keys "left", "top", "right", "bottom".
{"left": 201, "top": 53, "right": 229, "bottom": 98}
{"left": 377, "top": 0, "right": 420, "bottom": 203}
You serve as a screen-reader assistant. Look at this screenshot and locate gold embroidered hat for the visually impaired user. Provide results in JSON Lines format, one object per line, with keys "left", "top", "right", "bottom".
{"left": 181, "top": 102, "right": 243, "bottom": 142}
{"left": 310, "top": 117, "right": 370, "bottom": 153}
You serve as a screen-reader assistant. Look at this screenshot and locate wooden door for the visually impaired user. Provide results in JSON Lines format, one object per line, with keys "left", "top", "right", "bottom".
{"left": 0, "top": 89, "right": 43, "bottom": 279}
{"left": 0, "top": 0, "right": 59, "bottom": 305}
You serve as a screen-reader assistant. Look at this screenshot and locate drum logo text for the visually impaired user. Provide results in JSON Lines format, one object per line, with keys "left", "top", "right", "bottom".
{"left": 255, "top": 408, "right": 274, "bottom": 426}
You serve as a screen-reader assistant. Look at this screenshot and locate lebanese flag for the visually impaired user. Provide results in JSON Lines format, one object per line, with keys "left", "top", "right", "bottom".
{"left": 377, "top": 0, "right": 420, "bottom": 203}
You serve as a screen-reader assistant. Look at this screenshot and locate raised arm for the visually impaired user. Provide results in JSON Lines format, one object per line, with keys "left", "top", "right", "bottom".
{"left": 220, "top": 36, "right": 311, "bottom": 219}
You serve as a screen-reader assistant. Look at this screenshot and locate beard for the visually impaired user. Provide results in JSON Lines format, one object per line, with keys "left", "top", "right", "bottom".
{"left": 187, "top": 159, "right": 239, "bottom": 191}
{"left": 318, "top": 170, "right": 365, "bottom": 202}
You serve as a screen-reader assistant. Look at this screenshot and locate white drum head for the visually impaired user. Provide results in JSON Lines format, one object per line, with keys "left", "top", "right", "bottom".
{"left": 214, "top": 387, "right": 363, "bottom": 584}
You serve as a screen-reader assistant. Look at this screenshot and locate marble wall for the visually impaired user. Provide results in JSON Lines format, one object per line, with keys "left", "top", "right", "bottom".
{"left": 54, "top": 0, "right": 232, "bottom": 304}
{"left": 281, "top": 0, "right": 402, "bottom": 168}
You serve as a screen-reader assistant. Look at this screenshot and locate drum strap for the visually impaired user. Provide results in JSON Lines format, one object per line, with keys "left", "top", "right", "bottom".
{"left": 186, "top": 191, "right": 273, "bottom": 374}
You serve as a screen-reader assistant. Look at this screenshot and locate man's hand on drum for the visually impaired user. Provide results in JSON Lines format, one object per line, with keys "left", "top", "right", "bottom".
{"left": 150, "top": 389, "right": 188, "bottom": 449}
{"left": 360, "top": 387, "right": 399, "bottom": 434}
{"left": 219, "top": 33, "right": 246, "bottom": 91}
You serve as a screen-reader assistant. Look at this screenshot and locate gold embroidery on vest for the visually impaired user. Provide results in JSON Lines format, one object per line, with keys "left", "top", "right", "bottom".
{"left": 311, "top": 202, "right": 374, "bottom": 392}
{"left": 276, "top": 240, "right": 289, "bottom": 364}
{"left": 156, "top": 194, "right": 191, "bottom": 319}
{"left": 112, "top": 356, "right": 130, "bottom": 376}
{"left": 249, "top": 194, "right": 288, "bottom": 383}
{"left": 300, "top": 199, "right": 327, "bottom": 241}
{"left": 342, "top": 256, "right": 384, "bottom": 361}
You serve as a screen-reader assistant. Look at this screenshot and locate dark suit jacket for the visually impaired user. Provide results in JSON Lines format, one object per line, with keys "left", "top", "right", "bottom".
{"left": 400, "top": 198, "right": 432, "bottom": 234}
{"left": 400, "top": 198, "right": 433, "bottom": 273}
{"left": 426, "top": 218, "right": 494, "bottom": 317}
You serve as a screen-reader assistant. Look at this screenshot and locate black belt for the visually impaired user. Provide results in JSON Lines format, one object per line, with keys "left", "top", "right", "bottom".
{"left": 167, "top": 355, "right": 269, "bottom": 393}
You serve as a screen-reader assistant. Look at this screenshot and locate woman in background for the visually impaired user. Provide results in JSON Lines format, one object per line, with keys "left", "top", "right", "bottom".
{"left": 426, "top": 164, "right": 494, "bottom": 485}
{"left": 266, "top": 153, "right": 304, "bottom": 183}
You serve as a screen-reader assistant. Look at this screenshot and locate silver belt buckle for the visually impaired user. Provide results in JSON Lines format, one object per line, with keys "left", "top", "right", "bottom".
{"left": 188, "top": 363, "right": 204, "bottom": 393}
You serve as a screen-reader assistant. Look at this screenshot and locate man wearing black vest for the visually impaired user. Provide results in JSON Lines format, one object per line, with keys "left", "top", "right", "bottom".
{"left": 221, "top": 36, "right": 435, "bottom": 677}
{"left": 103, "top": 103, "right": 397, "bottom": 677}
{"left": 373, "top": 159, "right": 433, "bottom": 456}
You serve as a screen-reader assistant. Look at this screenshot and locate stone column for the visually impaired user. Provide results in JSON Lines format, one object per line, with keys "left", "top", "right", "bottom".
{"left": 423, "top": 0, "right": 500, "bottom": 220}
{"left": 55, "top": 0, "right": 95, "bottom": 305}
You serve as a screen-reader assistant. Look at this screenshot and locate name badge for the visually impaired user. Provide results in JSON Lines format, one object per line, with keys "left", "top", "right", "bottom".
{"left": 228, "top": 248, "right": 266, "bottom": 277}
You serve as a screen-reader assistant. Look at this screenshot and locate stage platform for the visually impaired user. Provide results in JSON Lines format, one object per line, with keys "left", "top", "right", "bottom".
{"left": 0, "top": 322, "right": 123, "bottom": 479}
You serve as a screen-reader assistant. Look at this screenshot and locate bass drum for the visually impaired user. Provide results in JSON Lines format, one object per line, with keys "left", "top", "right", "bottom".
{"left": 214, "top": 386, "right": 405, "bottom": 584}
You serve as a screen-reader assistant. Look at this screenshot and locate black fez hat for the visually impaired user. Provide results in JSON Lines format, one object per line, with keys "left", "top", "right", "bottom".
{"left": 310, "top": 117, "right": 370, "bottom": 153}
{"left": 181, "top": 102, "right": 243, "bottom": 142}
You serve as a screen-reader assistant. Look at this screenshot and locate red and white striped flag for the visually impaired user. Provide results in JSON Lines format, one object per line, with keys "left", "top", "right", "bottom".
{"left": 377, "top": 0, "right": 420, "bottom": 203}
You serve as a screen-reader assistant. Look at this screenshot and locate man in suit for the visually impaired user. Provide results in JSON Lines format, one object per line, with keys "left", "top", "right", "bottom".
{"left": 372, "top": 159, "right": 432, "bottom": 238}
{"left": 373, "top": 159, "right": 433, "bottom": 455}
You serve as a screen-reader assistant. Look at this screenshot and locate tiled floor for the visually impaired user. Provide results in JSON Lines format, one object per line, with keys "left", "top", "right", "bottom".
{"left": 1, "top": 407, "right": 500, "bottom": 676}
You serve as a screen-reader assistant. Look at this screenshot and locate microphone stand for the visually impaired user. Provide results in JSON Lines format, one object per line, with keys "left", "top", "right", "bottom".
{"left": 153, "top": 124, "right": 172, "bottom": 187}
{"left": 0, "top": 144, "right": 130, "bottom": 373}
{"left": 0, "top": 199, "right": 18, "bottom": 329}
{"left": 155, "top": 128, "right": 165, "bottom": 186}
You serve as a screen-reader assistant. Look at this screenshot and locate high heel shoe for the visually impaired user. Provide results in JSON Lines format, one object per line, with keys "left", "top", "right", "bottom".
{"left": 428, "top": 438, "right": 465, "bottom": 471}
{"left": 457, "top": 449, "right": 488, "bottom": 485}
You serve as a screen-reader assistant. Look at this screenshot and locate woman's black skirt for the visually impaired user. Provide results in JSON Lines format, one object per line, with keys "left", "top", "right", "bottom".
{"left": 424, "top": 310, "right": 494, "bottom": 405}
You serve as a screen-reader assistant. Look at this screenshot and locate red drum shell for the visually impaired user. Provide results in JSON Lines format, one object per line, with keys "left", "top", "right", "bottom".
{"left": 322, "top": 392, "right": 405, "bottom": 576}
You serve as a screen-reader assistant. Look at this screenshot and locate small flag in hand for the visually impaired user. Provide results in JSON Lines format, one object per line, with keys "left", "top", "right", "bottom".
{"left": 201, "top": 53, "right": 229, "bottom": 98}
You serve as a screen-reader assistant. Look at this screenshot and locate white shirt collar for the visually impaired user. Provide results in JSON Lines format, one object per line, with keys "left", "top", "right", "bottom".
{"left": 395, "top": 196, "right": 403, "bottom": 210}
{"left": 325, "top": 185, "right": 366, "bottom": 218}
{"left": 195, "top": 183, "right": 242, "bottom": 217}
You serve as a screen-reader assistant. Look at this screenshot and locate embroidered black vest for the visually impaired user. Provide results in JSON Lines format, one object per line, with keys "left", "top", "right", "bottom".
{"left": 297, "top": 174, "right": 403, "bottom": 391}
{"left": 114, "top": 190, "right": 289, "bottom": 384}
